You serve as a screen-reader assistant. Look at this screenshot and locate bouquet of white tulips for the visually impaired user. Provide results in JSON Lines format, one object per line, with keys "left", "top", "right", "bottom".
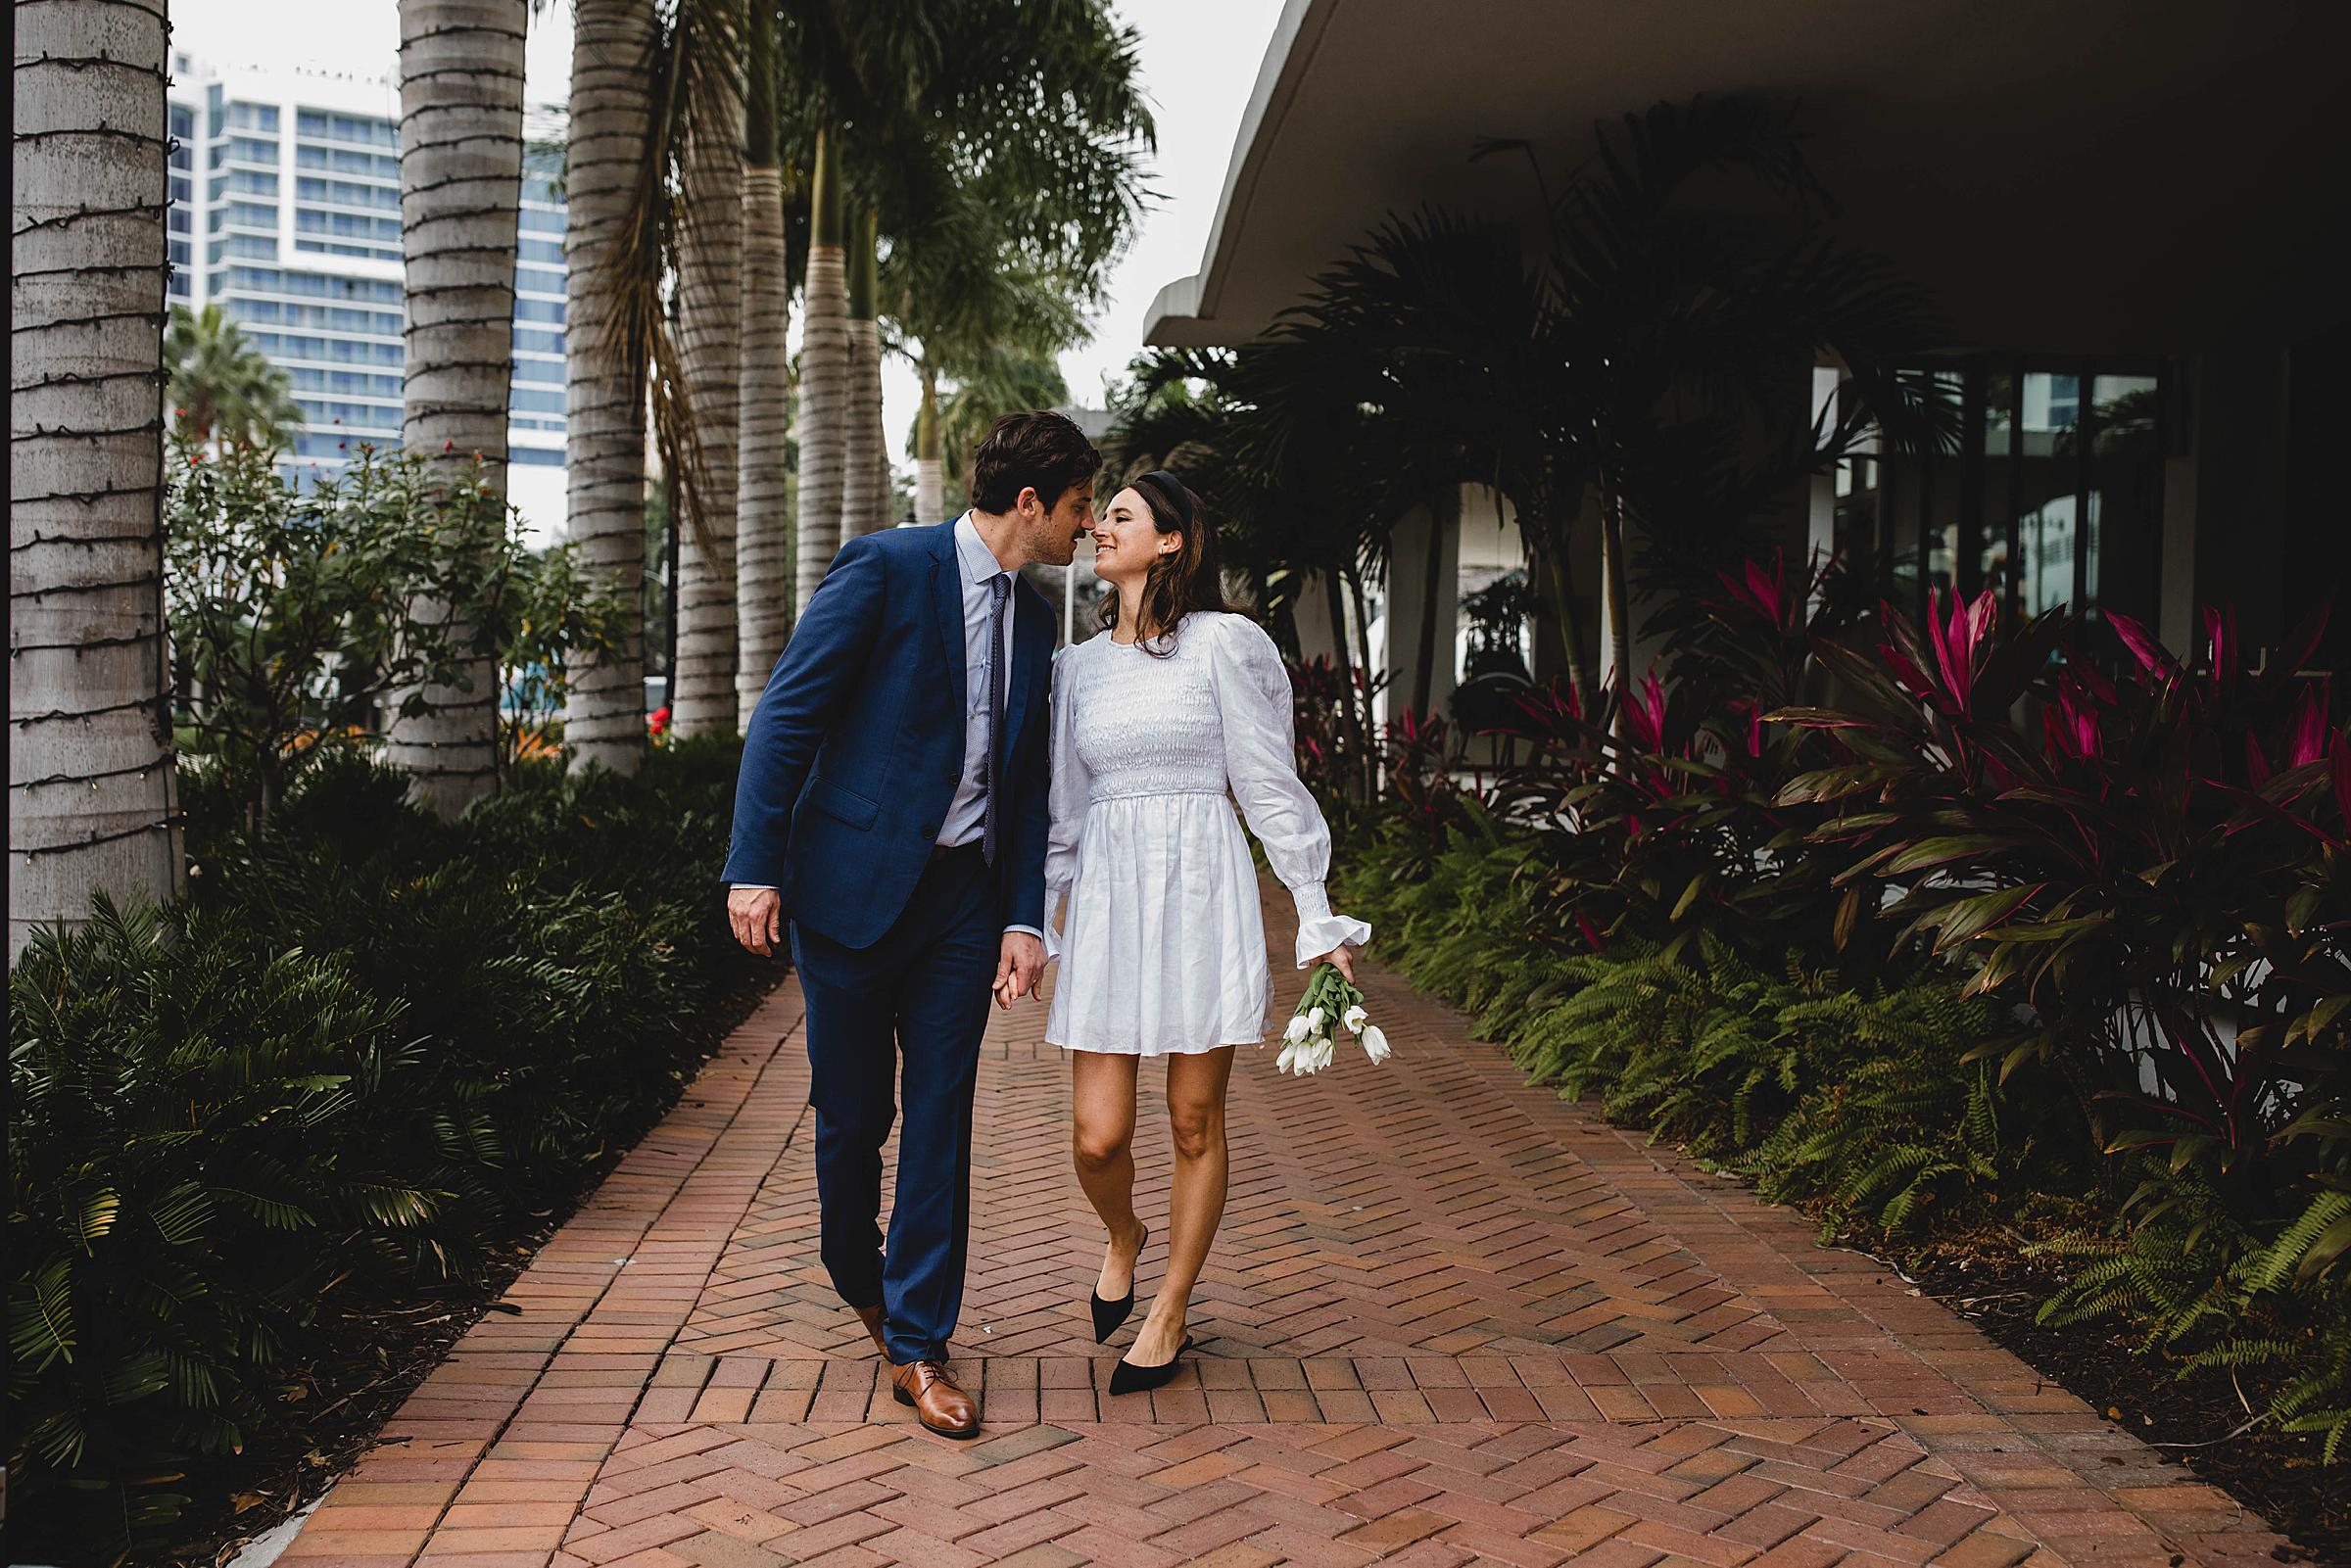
{"left": 1274, "top": 963, "right": 1391, "bottom": 1075}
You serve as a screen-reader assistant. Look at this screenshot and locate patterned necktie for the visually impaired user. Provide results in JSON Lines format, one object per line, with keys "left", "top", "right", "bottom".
{"left": 982, "top": 573, "right": 1012, "bottom": 868}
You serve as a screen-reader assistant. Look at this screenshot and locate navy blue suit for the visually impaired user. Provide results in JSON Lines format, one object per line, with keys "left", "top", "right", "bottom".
{"left": 723, "top": 522, "right": 1053, "bottom": 1362}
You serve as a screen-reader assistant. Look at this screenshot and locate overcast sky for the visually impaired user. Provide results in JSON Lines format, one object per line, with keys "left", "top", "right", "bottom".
{"left": 169, "top": 0, "right": 1284, "bottom": 481}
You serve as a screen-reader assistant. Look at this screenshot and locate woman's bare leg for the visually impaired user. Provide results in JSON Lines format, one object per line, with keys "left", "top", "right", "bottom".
{"left": 1070, "top": 1051, "right": 1147, "bottom": 1300}
{"left": 1128, "top": 1046, "right": 1234, "bottom": 1365}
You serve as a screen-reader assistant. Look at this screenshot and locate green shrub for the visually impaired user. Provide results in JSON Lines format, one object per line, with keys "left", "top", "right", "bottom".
{"left": 8, "top": 738, "right": 767, "bottom": 1559}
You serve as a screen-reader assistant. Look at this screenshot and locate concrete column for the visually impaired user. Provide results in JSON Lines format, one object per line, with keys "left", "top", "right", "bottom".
{"left": 1383, "top": 490, "right": 1462, "bottom": 721}
{"left": 1291, "top": 571, "right": 1345, "bottom": 664}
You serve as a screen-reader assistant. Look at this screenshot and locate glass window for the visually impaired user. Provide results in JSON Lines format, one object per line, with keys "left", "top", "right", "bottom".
{"left": 515, "top": 265, "right": 565, "bottom": 296}
{"left": 508, "top": 386, "right": 566, "bottom": 414}
{"left": 511, "top": 356, "right": 563, "bottom": 384}
{"left": 512, "top": 297, "right": 565, "bottom": 324}
{"left": 519, "top": 208, "right": 564, "bottom": 235}
{"left": 519, "top": 239, "right": 564, "bottom": 265}
{"left": 1875, "top": 357, "right": 2165, "bottom": 628}
{"left": 226, "top": 103, "right": 279, "bottom": 132}
{"left": 510, "top": 445, "right": 565, "bottom": 466}
{"left": 512, "top": 327, "right": 563, "bottom": 355}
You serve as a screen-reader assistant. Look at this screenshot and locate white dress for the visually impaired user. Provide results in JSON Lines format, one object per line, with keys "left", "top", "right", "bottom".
{"left": 1043, "top": 611, "right": 1370, "bottom": 1056}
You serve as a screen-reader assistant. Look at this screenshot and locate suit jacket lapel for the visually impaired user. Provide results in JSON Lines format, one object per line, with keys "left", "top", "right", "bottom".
{"left": 929, "top": 524, "right": 967, "bottom": 715}
{"left": 999, "top": 584, "right": 1048, "bottom": 770}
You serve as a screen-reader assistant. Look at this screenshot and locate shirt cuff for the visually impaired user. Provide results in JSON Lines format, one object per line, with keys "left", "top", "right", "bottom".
{"left": 1003, "top": 924, "right": 1043, "bottom": 939}
{"left": 733, "top": 883, "right": 777, "bottom": 890}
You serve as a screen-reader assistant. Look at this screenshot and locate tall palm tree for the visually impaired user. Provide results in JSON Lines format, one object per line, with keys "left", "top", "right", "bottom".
{"left": 841, "top": 206, "right": 888, "bottom": 536}
{"left": 560, "top": 0, "right": 662, "bottom": 773}
{"left": 770, "top": 0, "right": 1152, "bottom": 605}
{"left": 912, "top": 360, "right": 945, "bottom": 523}
{"left": 792, "top": 124, "right": 848, "bottom": 613}
{"left": 735, "top": 0, "right": 793, "bottom": 728}
{"left": 12, "top": 0, "right": 184, "bottom": 956}
{"left": 387, "top": 0, "right": 527, "bottom": 815}
{"left": 668, "top": 0, "right": 744, "bottom": 737}
{"left": 164, "top": 303, "right": 306, "bottom": 451}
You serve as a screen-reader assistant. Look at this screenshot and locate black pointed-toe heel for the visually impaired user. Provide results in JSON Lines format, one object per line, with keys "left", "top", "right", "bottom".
{"left": 1108, "top": 1335, "right": 1194, "bottom": 1398}
{"left": 1088, "top": 1224, "right": 1146, "bottom": 1343}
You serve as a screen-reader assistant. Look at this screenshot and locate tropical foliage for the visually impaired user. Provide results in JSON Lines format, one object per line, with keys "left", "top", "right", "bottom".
{"left": 164, "top": 304, "right": 305, "bottom": 453}
{"left": 166, "top": 442, "right": 629, "bottom": 825}
{"left": 1324, "top": 557, "right": 2351, "bottom": 1458}
{"left": 9, "top": 739, "right": 768, "bottom": 1558}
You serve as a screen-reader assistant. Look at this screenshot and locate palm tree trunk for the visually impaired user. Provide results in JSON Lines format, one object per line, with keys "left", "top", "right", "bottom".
{"left": 561, "top": 0, "right": 658, "bottom": 774}
{"left": 734, "top": 0, "right": 789, "bottom": 726}
{"left": 1600, "top": 475, "right": 1631, "bottom": 712}
{"left": 1527, "top": 525, "right": 1591, "bottom": 712}
{"left": 669, "top": 1, "right": 744, "bottom": 738}
{"left": 841, "top": 206, "right": 886, "bottom": 537}
{"left": 1344, "top": 564, "right": 1382, "bottom": 796}
{"left": 914, "top": 359, "right": 944, "bottom": 524}
{"left": 794, "top": 126, "right": 849, "bottom": 611}
{"left": 1411, "top": 491, "right": 1447, "bottom": 717}
{"left": 735, "top": 181, "right": 792, "bottom": 728}
{"left": 389, "top": 0, "right": 525, "bottom": 816}
{"left": 11, "top": 0, "right": 185, "bottom": 958}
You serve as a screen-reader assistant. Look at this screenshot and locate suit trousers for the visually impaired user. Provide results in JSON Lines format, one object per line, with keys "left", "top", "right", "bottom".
{"left": 790, "top": 841, "right": 999, "bottom": 1365}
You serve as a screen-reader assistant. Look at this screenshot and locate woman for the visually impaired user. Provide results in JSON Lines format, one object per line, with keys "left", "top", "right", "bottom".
{"left": 1042, "top": 469, "right": 1368, "bottom": 1394}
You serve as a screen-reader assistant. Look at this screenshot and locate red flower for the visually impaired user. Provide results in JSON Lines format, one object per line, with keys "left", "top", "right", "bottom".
{"left": 647, "top": 704, "right": 672, "bottom": 738}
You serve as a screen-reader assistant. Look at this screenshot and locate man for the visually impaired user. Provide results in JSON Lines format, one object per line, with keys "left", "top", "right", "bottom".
{"left": 723, "top": 411, "right": 1095, "bottom": 1438}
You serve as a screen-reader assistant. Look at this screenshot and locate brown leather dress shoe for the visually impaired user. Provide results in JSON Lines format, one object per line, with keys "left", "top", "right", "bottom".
{"left": 890, "top": 1359, "right": 981, "bottom": 1439}
{"left": 850, "top": 1302, "right": 889, "bottom": 1357}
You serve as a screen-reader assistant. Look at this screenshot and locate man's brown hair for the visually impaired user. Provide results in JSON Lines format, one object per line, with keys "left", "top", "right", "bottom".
{"left": 968, "top": 410, "right": 1101, "bottom": 514}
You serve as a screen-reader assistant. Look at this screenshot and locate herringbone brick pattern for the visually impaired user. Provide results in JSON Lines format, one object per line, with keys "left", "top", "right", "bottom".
{"left": 281, "top": 877, "right": 2289, "bottom": 1567}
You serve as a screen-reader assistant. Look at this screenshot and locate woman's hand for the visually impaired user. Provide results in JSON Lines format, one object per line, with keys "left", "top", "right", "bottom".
{"left": 1312, "top": 945, "right": 1356, "bottom": 983}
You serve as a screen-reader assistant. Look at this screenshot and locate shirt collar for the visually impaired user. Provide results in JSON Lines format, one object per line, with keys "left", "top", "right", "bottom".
{"left": 952, "top": 512, "right": 1008, "bottom": 587}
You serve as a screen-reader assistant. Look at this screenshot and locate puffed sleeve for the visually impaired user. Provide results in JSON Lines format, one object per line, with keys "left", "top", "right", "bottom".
{"left": 1207, "top": 614, "right": 1372, "bottom": 968}
{"left": 1041, "top": 642, "right": 1089, "bottom": 963}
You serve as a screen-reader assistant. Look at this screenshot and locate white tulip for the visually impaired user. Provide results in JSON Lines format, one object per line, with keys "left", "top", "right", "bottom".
{"left": 1361, "top": 1025, "right": 1391, "bottom": 1064}
{"left": 1305, "top": 1035, "right": 1336, "bottom": 1073}
{"left": 1275, "top": 1039, "right": 1301, "bottom": 1074}
{"left": 1283, "top": 1012, "right": 1312, "bottom": 1045}
{"left": 1307, "top": 1007, "right": 1326, "bottom": 1033}
{"left": 1342, "top": 1005, "right": 1367, "bottom": 1033}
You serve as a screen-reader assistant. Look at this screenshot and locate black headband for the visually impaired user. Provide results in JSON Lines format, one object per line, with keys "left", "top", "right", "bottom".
{"left": 1133, "top": 469, "right": 1193, "bottom": 529}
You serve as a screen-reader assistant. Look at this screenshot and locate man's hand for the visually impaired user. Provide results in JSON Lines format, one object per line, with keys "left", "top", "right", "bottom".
{"left": 993, "top": 930, "right": 1044, "bottom": 1009}
{"left": 729, "top": 885, "right": 784, "bottom": 956}
{"left": 1311, "top": 945, "right": 1357, "bottom": 983}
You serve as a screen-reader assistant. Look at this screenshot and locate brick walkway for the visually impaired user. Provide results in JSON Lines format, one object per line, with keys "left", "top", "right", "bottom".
{"left": 281, "top": 879, "right": 2289, "bottom": 1568}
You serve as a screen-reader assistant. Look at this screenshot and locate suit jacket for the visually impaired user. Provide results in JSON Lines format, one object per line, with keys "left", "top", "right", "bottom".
{"left": 721, "top": 521, "right": 1054, "bottom": 949}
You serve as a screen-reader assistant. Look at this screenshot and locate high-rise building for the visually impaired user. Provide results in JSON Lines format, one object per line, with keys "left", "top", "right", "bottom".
{"left": 166, "top": 51, "right": 568, "bottom": 541}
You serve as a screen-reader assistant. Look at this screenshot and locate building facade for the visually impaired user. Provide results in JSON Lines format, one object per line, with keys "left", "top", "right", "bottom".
{"left": 1147, "top": 0, "right": 2350, "bottom": 708}
{"left": 166, "top": 52, "right": 568, "bottom": 541}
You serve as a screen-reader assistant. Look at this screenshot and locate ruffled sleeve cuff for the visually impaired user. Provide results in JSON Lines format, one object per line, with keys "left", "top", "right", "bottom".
{"left": 1042, "top": 890, "right": 1066, "bottom": 965}
{"left": 1290, "top": 880, "right": 1371, "bottom": 969}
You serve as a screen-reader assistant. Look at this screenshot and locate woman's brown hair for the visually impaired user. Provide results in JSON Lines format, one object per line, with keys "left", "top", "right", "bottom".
{"left": 1099, "top": 469, "right": 1233, "bottom": 655}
